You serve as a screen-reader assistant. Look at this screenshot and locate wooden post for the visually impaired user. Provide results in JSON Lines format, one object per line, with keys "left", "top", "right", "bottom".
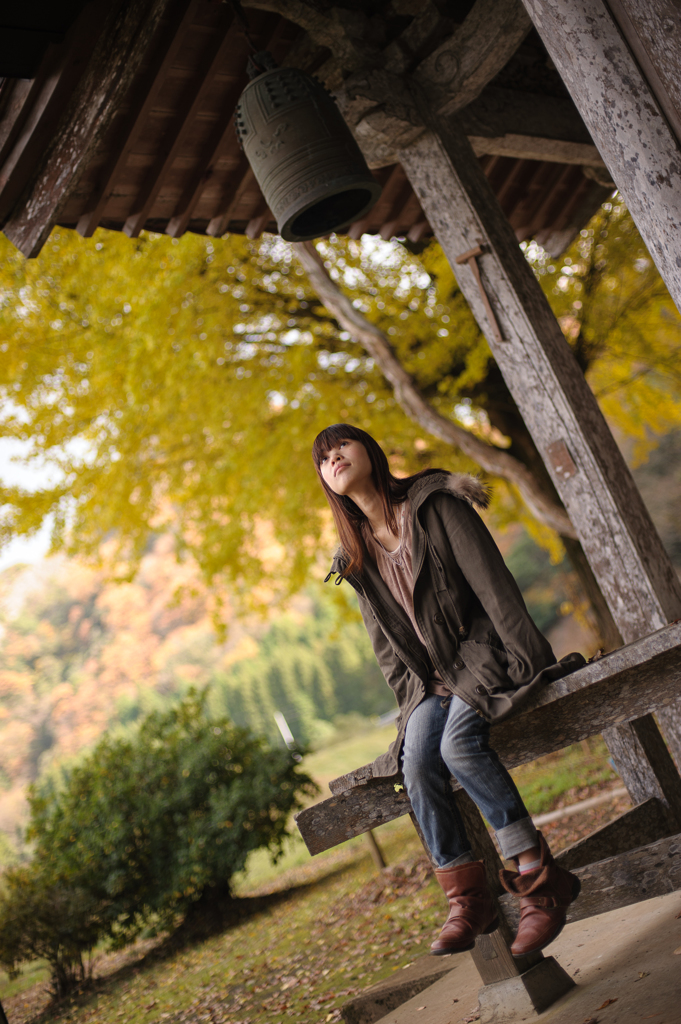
{"left": 398, "top": 119, "right": 681, "bottom": 821}
{"left": 517, "top": 0, "right": 681, "bottom": 770}
{"left": 518, "top": 0, "right": 681, "bottom": 331}
{"left": 365, "top": 828, "right": 387, "bottom": 871}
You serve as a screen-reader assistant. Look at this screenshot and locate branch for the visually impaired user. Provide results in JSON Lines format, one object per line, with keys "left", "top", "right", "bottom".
{"left": 293, "top": 240, "right": 577, "bottom": 539}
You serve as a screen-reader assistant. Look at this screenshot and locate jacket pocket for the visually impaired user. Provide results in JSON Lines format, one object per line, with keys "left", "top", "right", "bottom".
{"left": 458, "top": 639, "right": 511, "bottom": 695}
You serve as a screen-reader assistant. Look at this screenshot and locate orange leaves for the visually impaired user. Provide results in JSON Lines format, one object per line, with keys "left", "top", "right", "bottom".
{"left": 0, "top": 669, "right": 32, "bottom": 702}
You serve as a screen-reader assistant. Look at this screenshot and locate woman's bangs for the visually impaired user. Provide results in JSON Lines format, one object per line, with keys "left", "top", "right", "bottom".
{"left": 312, "top": 424, "right": 357, "bottom": 467}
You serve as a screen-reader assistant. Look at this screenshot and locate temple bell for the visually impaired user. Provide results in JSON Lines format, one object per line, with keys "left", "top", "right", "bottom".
{"left": 235, "top": 55, "right": 382, "bottom": 242}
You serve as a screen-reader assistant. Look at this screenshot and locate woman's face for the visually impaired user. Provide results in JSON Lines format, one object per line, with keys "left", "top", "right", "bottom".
{"left": 319, "top": 438, "right": 373, "bottom": 496}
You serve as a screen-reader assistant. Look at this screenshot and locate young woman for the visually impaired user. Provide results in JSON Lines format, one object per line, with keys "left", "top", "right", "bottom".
{"left": 313, "top": 424, "right": 585, "bottom": 957}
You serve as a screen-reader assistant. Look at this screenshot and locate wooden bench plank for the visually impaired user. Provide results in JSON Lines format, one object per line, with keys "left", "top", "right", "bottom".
{"left": 329, "top": 622, "right": 681, "bottom": 796}
{"left": 296, "top": 623, "right": 681, "bottom": 855}
{"left": 295, "top": 779, "right": 411, "bottom": 855}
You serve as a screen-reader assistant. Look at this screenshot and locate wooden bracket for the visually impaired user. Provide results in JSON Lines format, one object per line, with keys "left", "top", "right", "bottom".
{"left": 455, "top": 244, "right": 505, "bottom": 344}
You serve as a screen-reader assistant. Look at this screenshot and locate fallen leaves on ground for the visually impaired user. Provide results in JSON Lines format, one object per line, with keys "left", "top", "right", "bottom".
{"left": 539, "top": 784, "right": 631, "bottom": 851}
{"left": 597, "top": 997, "right": 618, "bottom": 1008}
{"left": 1, "top": 781, "right": 646, "bottom": 1024}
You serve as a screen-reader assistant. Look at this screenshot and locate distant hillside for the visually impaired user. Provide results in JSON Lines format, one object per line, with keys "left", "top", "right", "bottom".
{"left": 0, "top": 537, "right": 394, "bottom": 863}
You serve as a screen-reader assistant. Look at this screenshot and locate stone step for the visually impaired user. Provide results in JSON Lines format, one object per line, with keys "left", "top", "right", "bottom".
{"left": 340, "top": 954, "right": 458, "bottom": 1024}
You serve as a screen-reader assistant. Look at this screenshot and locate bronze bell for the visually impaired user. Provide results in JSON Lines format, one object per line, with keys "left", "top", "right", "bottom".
{"left": 235, "top": 53, "right": 382, "bottom": 242}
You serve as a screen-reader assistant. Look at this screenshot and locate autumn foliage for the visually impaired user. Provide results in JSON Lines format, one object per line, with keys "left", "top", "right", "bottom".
{"left": 1, "top": 202, "right": 679, "bottom": 605}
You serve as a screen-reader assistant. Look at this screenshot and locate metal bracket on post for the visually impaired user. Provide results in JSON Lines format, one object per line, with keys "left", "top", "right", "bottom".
{"left": 455, "top": 244, "right": 506, "bottom": 344}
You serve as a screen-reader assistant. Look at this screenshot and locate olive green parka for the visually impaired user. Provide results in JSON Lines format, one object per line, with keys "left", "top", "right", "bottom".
{"left": 326, "top": 472, "right": 585, "bottom": 778}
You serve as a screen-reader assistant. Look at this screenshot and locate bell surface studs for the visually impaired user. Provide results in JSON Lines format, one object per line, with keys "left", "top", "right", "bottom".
{"left": 235, "top": 55, "right": 382, "bottom": 242}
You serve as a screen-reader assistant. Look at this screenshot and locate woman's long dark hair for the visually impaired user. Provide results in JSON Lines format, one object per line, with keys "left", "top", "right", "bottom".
{"left": 312, "top": 424, "right": 444, "bottom": 578}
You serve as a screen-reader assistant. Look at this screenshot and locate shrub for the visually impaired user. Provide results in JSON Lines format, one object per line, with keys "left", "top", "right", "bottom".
{"left": 0, "top": 868, "right": 102, "bottom": 998}
{"left": 0, "top": 691, "right": 317, "bottom": 994}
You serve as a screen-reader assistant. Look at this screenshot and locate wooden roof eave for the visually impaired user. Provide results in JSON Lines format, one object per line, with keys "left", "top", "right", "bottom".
{"left": 0, "top": 0, "right": 611, "bottom": 259}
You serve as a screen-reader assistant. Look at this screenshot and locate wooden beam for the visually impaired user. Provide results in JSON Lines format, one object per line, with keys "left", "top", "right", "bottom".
{"left": 123, "top": 5, "right": 235, "bottom": 239}
{"left": 602, "top": 716, "right": 681, "bottom": 825}
{"left": 332, "top": 0, "right": 532, "bottom": 169}
{"left": 529, "top": 0, "right": 681, "bottom": 772}
{"left": 469, "top": 134, "right": 604, "bottom": 168}
{"left": 297, "top": 622, "right": 681, "bottom": 854}
{"left": 412, "top": 0, "right": 532, "bottom": 118}
{"left": 349, "top": 95, "right": 606, "bottom": 173}
{"left": 518, "top": 0, "right": 681, "bottom": 336}
{"left": 500, "top": 830, "right": 681, "bottom": 928}
{"left": 460, "top": 82, "right": 607, "bottom": 169}
{"left": 0, "top": 2, "right": 108, "bottom": 226}
{"left": 554, "top": 797, "right": 672, "bottom": 871}
{"left": 398, "top": 120, "right": 681, "bottom": 642}
{"left": 2, "top": 0, "right": 176, "bottom": 258}
{"left": 76, "top": 0, "right": 200, "bottom": 239}
{"left": 605, "top": 0, "right": 681, "bottom": 148}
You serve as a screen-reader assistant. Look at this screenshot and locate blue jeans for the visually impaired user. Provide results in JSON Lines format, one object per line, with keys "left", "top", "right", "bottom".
{"left": 402, "top": 693, "right": 537, "bottom": 868}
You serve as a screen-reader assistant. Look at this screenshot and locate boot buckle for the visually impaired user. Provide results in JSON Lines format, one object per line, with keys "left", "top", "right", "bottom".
{"left": 522, "top": 895, "right": 559, "bottom": 909}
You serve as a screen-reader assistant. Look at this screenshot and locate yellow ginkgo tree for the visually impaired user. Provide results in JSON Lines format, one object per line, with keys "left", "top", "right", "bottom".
{"left": 0, "top": 200, "right": 679, "bottom": 636}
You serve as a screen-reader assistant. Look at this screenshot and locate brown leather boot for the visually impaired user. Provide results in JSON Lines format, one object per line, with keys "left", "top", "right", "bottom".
{"left": 499, "top": 831, "right": 581, "bottom": 957}
{"left": 431, "top": 860, "right": 498, "bottom": 955}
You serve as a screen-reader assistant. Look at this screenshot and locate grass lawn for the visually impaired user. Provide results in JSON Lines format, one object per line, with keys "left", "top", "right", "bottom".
{"left": 0, "top": 725, "right": 620, "bottom": 1024}
{"left": 2, "top": 818, "right": 440, "bottom": 1024}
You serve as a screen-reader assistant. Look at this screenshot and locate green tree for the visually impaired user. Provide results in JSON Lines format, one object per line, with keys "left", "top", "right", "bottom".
{"left": 0, "top": 691, "right": 316, "bottom": 993}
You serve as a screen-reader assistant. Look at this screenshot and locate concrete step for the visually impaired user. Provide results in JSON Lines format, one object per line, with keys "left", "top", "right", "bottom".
{"left": 352, "top": 889, "right": 681, "bottom": 1024}
{"left": 340, "top": 954, "right": 458, "bottom": 1024}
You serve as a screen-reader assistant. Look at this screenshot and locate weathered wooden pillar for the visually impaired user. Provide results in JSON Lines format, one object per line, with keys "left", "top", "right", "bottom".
{"left": 398, "top": 118, "right": 681, "bottom": 821}
{"left": 517, "top": 0, "right": 681, "bottom": 768}
{"left": 518, "top": 0, "right": 681, "bottom": 336}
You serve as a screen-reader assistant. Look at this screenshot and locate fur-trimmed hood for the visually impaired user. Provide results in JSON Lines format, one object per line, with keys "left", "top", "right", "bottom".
{"left": 407, "top": 470, "right": 490, "bottom": 512}
{"left": 327, "top": 471, "right": 490, "bottom": 576}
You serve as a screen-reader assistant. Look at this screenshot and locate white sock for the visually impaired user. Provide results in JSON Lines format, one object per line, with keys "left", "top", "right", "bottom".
{"left": 518, "top": 858, "right": 542, "bottom": 873}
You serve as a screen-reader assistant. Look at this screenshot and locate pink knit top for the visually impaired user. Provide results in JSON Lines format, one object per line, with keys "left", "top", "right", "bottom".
{"left": 363, "top": 500, "right": 450, "bottom": 697}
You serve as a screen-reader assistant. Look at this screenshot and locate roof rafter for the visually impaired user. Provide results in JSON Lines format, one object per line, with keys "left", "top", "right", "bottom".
{"left": 77, "top": 0, "right": 202, "bottom": 238}
{"left": 164, "top": 16, "right": 294, "bottom": 239}
{"left": 2, "top": 0, "right": 177, "bottom": 258}
{"left": 122, "top": 3, "right": 236, "bottom": 239}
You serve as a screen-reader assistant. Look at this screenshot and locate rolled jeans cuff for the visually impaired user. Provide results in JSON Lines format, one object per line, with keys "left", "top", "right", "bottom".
{"left": 495, "top": 816, "right": 538, "bottom": 861}
{"left": 439, "top": 849, "right": 476, "bottom": 869}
